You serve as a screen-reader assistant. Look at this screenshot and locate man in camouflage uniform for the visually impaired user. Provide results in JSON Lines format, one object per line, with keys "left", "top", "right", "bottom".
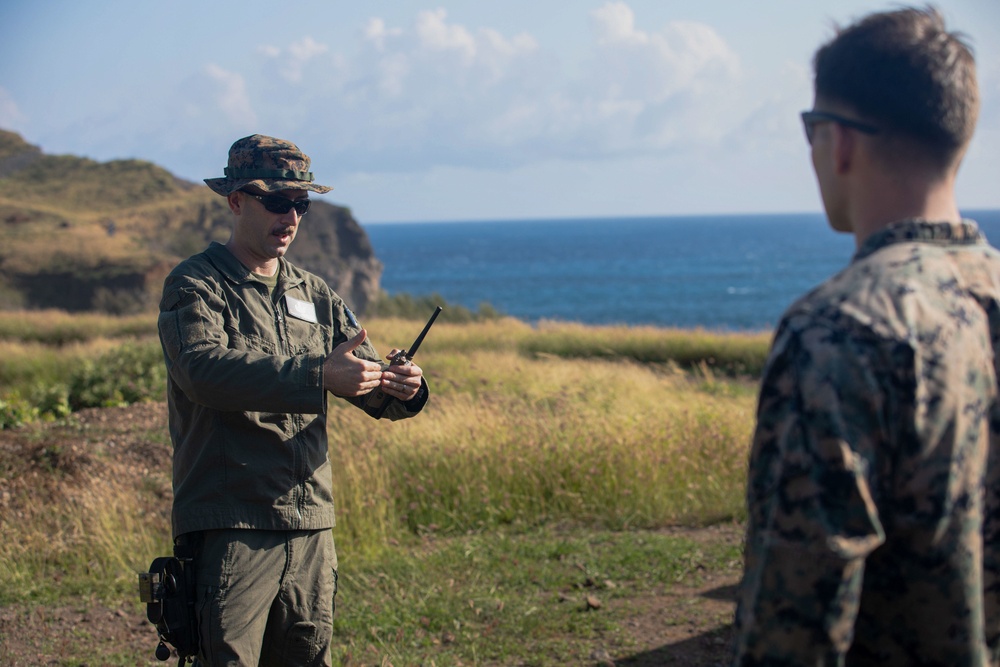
{"left": 158, "top": 135, "right": 429, "bottom": 666}
{"left": 732, "top": 7, "right": 1000, "bottom": 665}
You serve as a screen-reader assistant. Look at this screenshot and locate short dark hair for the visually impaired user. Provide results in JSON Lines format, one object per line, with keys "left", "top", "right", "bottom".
{"left": 813, "top": 6, "right": 979, "bottom": 167}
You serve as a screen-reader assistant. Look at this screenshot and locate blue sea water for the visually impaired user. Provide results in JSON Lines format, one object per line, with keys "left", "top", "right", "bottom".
{"left": 364, "top": 210, "right": 1000, "bottom": 332}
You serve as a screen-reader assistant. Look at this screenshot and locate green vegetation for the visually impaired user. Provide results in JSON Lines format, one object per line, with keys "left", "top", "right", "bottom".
{"left": 0, "top": 310, "right": 164, "bottom": 428}
{"left": 0, "top": 309, "right": 771, "bottom": 429}
{"left": 0, "top": 309, "right": 762, "bottom": 664}
{"left": 329, "top": 529, "right": 740, "bottom": 665}
{"left": 368, "top": 291, "right": 504, "bottom": 323}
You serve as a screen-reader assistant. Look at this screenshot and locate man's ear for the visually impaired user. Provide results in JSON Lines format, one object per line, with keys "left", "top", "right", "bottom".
{"left": 227, "top": 191, "right": 242, "bottom": 214}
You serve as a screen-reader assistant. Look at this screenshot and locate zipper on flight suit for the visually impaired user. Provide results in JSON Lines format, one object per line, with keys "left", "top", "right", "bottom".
{"left": 271, "top": 283, "right": 307, "bottom": 524}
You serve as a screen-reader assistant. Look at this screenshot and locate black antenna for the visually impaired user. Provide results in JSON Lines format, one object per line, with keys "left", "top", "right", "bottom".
{"left": 404, "top": 306, "right": 442, "bottom": 360}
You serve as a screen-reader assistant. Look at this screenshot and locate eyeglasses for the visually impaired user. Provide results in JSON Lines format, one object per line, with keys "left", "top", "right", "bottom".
{"left": 242, "top": 191, "right": 311, "bottom": 216}
{"left": 800, "top": 110, "right": 879, "bottom": 145}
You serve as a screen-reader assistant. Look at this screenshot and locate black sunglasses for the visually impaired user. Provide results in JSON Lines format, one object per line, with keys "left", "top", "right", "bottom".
{"left": 800, "top": 110, "right": 879, "bottom": 145}
{"left": 242, "top": 191, "right": 311, "bottom": 216}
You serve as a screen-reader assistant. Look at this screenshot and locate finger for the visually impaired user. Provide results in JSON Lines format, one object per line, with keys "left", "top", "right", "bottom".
{"left": 361, "top": 369, "right": 384, "bottom": 382}
{"left": 383, "top": 377, "right": 418, "bottom": 392}
{"left": 387, "top": 362, "right": 420, "bottom": 375}
{"left": 382, "top": 382, "right": 415, "bottom": 399}
{"left": 344, "top": 380, "right": 382, "bottom": 397}
{"left": 391, "top": 364, "right": 422, "bottom": 378}
{"left": 341, "top": 328, "right": 368, "bottom": 353}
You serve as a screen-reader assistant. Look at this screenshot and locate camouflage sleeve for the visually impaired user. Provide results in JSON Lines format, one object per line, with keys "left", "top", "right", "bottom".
{"left": 732, "top": 319, "right": 889, "bottom": 665}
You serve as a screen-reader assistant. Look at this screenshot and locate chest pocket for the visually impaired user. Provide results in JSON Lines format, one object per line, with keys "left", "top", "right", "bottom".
{"left": 283, "top": 294, "right": 332, "bottom": 354}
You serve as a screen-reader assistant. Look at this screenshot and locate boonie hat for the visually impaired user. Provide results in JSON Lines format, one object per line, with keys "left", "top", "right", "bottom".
{"left": 204, "top": 134, "right": 333, "bottom": 196}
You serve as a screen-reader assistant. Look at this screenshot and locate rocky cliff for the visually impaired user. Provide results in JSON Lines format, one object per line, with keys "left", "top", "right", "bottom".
{"left": 0, "top": 130, "right": 382, "bottom": 314}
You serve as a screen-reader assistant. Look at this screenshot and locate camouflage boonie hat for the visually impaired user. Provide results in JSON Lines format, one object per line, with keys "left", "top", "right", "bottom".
{"left": 204, "top": 134, "right": 333, "bottom": 196}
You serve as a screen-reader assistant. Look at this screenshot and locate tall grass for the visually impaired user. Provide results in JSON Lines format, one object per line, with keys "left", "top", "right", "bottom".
{"left": 0, "top": 309, "right": 156, "bottom": 344}
{"left": 327, "top": 348, "right": 754, "bottom": 556}
{"left": 366, "top": 316, "right": 772, "bottom": 374}
{"left": 522, "top": 321, "right": 771, "bottom": 375}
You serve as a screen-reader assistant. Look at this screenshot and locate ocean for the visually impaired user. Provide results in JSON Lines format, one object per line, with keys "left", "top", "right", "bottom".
{"left": 364, "top": 210, "right": 1000, "bottom": 332}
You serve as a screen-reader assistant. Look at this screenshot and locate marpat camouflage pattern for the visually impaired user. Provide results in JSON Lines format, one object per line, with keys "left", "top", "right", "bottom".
{"left": 733, "top": 219, "right": 1000, "bottom": 666}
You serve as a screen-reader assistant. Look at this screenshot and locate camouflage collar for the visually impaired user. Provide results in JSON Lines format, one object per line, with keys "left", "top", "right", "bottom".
{"left": 854, "top": 219, "right": 984, "bottom": 262}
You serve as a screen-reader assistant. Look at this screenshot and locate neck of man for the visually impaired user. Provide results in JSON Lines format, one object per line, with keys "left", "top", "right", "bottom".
{"left": 846, "top": 168, "right": 962, "bottom": 248}
{"left": 224, "top": 239, "right": 280, "bottom": 277}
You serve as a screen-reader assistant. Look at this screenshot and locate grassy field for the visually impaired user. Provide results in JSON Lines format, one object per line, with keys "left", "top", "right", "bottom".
{"left": 0, "top": 309, "right": 768, "bottom": 665}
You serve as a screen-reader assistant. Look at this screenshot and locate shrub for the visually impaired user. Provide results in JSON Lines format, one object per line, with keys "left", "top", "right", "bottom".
{"left": 67, "top": 342, "right": 165, "bottom": 410}
{"left": 367, "top": 292, "right": 503, "bottom": 323}
{"left": 0, "top": 393, "right": 39, "bottom": 429}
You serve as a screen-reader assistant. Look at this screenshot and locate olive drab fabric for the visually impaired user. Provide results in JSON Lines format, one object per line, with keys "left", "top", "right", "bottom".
{"left": 733, "top": 220, "right": 1000, "bottom": 665}
{"left": 158, "top": 242, "right": 426, "bottom": 538}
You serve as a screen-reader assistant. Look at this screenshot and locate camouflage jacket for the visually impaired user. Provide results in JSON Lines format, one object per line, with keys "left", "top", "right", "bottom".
{"left": 732, "top": 220, "right": 1000, "bottom": 666}
{"left": 158, "top": 242, "right": 427, "bottom": 537}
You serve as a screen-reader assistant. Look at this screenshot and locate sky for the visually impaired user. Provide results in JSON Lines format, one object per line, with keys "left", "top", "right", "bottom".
{"left": 1, "top": 1, "right": 998, "bottom": 223}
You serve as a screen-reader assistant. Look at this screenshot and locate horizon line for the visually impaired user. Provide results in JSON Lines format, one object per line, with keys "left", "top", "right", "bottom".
{"left": 358, "top": 207, "right": 1000, "bottom": 226}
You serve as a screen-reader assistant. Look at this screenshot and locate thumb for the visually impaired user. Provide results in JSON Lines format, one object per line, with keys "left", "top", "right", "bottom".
{"left": 341, "top": 327, "right": 367, "bottom": 353}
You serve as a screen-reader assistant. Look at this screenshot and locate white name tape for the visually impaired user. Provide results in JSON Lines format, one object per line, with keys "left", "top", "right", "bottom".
{"left": 285, "top": 295, "right": 318, "bottom": 323}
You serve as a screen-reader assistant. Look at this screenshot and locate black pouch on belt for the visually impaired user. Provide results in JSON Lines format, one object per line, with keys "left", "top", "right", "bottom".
{"left": 138, "top": 536, "right": 199, "bottom": 665}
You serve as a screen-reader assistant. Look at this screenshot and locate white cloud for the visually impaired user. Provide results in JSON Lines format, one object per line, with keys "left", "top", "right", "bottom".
{"left": 18, "top": 4, "right": 752, "bottom": 180}
{"left": 260, "top": 36, "right": 330, "bottom": 83}
{"left": 289, "top": 36, "right": 328, "bottom": 62}
{"left": 270, "top": 3, "right": 745, "bottom": 173}
{"left": 365, "top": 18, "right": 402, "bottom": 52}
{"left": 591, "top": 1, "right": 646, "bottom": 46}
{"left": 204, "top": 64, "right": 258, "bottom": 128}
{"left": 415, "top": 8, "right": 477, "bottom": 62}
{"left": 124, "top": 4, "right": 749, "bottom": 177}
{"left": 582, "top": 3, "right": 743, "bottom": 149}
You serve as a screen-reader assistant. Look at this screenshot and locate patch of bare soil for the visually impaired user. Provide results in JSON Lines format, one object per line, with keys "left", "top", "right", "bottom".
{"left": 0, "top": 403, "right": 173, "bottom": 666}
{"left": 0, "top": 404, "right": 740, "bottom": 666}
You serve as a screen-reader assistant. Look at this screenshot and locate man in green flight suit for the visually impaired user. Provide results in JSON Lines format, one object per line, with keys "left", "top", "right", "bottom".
{"left": 158, "top": 134, "right": 428, "bottom": 666}
{"left": 733, "top": 6, "right": 1000, "bottom": 666}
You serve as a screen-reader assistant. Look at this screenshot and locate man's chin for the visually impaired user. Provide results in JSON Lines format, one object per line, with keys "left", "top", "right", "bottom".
{"left": 271, "top": 240, "right": 294, "bottom": 256}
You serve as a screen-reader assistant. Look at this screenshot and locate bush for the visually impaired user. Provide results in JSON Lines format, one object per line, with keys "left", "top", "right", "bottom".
{"left": 367, "top": 291, "right": 503, "bottom": 323}
{"left": 67, "top": 342, "right": 165, "bottom": 410}
{"left": 0, "top": 393, "right": 39, "bottom": 429}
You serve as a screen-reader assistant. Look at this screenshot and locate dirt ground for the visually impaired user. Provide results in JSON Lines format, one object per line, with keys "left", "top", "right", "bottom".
{"left": 0, "top": 404, "right": 739, "bottom": 666}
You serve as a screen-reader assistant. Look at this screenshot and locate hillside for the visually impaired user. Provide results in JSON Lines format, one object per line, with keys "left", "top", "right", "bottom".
{"left": 0, "top": 130, "right": 383, "bottom": 313}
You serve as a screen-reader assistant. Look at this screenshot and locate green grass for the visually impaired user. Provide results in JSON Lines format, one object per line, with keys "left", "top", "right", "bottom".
{"left": 330, "top": 527, "right": 741, "bottom": 666}
{"left": 0, "top": 525, "right": 741, "bottom": 666}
